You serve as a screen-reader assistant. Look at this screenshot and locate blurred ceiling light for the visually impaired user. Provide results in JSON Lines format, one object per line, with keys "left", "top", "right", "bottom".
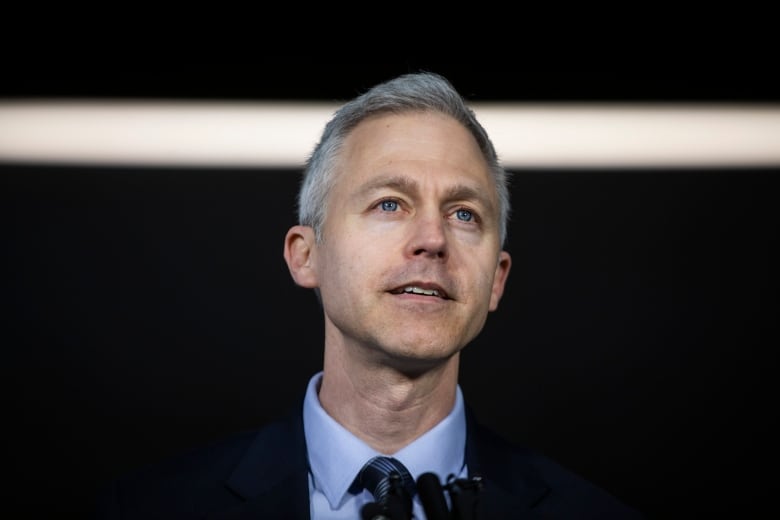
{"left": 1, "top": 101, "right": 779, "bottom": 168}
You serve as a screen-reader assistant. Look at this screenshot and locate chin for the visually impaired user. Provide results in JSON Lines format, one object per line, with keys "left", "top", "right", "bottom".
{"left": 384, "top": 339, "right": 460, "bottom": 368}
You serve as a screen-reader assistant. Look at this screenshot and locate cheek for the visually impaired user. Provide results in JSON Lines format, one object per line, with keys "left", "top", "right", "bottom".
{"left": 318, "top": 235, "right": 376, "bottom": 287}
{"left": 471, "top": 257, "right": 501, "bottom": 297}
{"left": 335, "top": 222, "right": 392, "bottom": 261}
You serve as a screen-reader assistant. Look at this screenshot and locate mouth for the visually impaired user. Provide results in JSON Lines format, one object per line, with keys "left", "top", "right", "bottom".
{"left": 389, "top": 283, "right": 451, "bottom": 300}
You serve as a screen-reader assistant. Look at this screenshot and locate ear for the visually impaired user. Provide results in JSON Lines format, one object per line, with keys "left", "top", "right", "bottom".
{"left": 488, "top": 250, "right": 512, "bottom": 311}
{"left": 283, "top": 225, "right": 319, "bottom": 289}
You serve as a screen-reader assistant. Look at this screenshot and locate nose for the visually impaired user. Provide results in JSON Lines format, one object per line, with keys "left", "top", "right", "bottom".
{"left": 406, "top": 210, "right": 448, "bottom": 260}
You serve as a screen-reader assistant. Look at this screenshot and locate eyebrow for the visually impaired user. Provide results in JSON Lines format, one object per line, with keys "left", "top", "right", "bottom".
{"left": 357, "top": 174, "right": 496, "bottom": 214}
{"left": 357, "top": 175, "right": 417, "bottom": 198}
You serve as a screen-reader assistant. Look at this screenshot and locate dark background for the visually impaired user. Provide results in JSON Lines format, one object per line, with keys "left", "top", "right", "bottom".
{"left": 2, "top": 61, "right": 778, "bottom": 518}
{"left": 3, "top": 59, "right": 780, "bottom": 103}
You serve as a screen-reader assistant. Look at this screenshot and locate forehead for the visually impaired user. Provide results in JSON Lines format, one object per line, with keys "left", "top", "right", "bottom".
{"left": 336, "top": 111, "right": 493, "bottom": 190}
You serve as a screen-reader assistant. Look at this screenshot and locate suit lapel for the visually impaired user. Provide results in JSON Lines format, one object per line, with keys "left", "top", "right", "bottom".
{"left": 464, "top": 407, "right": 551, "bottom": 518}
{"left": 211, "top": 408, "right": 311, "bottom": 519}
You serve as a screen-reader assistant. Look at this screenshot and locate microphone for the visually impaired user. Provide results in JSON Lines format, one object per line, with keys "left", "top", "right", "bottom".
{"left": 361, "top": 471, "right": 413, "bottom": 520}
{"left": 417, "top": 472, "right": 451, "bottom": 519}
{"left": 385, "top": 492, "right": 410, "bottom": 520}
{"left": 445, "top": 474, "right": 483, "bottom": 520}
{"left": 361, "top": 502, "right": 390, "bottom": 520}
{"left": 360, "top": 496, "right": 409, "bottom": 520}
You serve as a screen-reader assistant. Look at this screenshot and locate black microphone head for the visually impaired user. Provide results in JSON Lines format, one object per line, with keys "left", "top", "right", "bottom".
{"left": 417, "top": 472, "right": 450, "bottom": 519}
{"left": 446, "top": 476, "right": 483, "bottom": 520}
{"left": 361, "top": 502, "right": 389, "bottom": 520}
{"left": 385, "top": 493, "right": 410, "bottom": 519}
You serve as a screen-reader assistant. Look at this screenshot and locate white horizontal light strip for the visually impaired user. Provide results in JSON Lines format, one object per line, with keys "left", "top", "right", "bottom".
{"left": 1, "top": 100, "right": 779, "bottom": 168}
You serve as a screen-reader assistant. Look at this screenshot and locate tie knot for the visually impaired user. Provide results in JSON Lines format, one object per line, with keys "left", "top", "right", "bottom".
{"left": 358, "top": 456, "right": 416, "bottom": 505}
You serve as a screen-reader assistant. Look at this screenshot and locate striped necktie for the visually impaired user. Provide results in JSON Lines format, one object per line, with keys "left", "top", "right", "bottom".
{"left": 358, "top": 455, "right": 416, "bottom": 506}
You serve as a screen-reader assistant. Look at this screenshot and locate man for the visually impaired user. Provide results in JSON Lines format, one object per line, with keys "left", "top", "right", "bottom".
{"left": 96, "top": 72, "right": 641, "bottom": 519}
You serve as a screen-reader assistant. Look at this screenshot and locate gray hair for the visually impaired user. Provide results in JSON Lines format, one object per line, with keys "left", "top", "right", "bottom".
{"left": 297, "top": 71, "right": 511, "bottom": 247}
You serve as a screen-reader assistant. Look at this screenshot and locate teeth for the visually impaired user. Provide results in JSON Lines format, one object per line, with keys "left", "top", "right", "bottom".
{"left": 404, "top": 286, "right": 440, "bottom": 296}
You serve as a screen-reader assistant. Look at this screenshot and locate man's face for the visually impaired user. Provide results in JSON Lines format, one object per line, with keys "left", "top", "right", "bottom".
{"left": 310, "top": 111, "right": 511, "bottom": 368}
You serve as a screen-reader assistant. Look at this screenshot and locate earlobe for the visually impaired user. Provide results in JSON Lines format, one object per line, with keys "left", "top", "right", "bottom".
{"left": 488, "top": 251, "right": 512, "bottom": 311}
{"left": 283, "top": 225, "right": 319, "bottom": 289}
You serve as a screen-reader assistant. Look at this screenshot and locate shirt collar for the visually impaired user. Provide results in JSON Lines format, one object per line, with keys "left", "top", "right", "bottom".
{"left": 302, "top": 371, "right": 466, "bottom": 510}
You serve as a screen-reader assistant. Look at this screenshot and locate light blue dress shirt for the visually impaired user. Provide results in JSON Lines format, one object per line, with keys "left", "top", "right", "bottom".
{"left": 303, "top": 371, "right": 468, "bottom": 519}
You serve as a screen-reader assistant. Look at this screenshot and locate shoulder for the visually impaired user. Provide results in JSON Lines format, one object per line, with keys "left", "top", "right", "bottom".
{"left": 95, "top": 411, "right": 306, "bottom": 519}
{"left": 117, "top": 428, "right": 261, "bottom": 485}
{"left": 466, "top": 410, "right": 643, "bottom": 519}
{"left": 525, "top": 448, "right": 643, "bottom": 519}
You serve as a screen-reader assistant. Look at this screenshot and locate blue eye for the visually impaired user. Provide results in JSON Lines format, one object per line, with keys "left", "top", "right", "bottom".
{"left": 381, "top": 200, "right": 399, "bottom": 211}
{"left": 456, "top": 209, "right": 473, "bottom": 222}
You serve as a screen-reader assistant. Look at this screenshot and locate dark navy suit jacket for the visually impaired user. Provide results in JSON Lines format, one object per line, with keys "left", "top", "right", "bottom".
{"left": 95, "top": 404, "right": 642, "bottom": 519}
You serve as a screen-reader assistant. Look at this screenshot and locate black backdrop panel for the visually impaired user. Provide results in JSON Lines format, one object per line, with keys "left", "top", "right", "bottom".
{"left": 2, "top": 164, "right": 777, "bottom": 517}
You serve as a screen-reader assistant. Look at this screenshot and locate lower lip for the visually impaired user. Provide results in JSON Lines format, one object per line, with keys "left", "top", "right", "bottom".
{"left": 393, "top": 292, "right": 447, "bottom": 302}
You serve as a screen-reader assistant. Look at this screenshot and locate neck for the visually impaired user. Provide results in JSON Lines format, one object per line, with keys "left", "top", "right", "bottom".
{"left": 318, "top": 342, "right": 460, "bottom": 454}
